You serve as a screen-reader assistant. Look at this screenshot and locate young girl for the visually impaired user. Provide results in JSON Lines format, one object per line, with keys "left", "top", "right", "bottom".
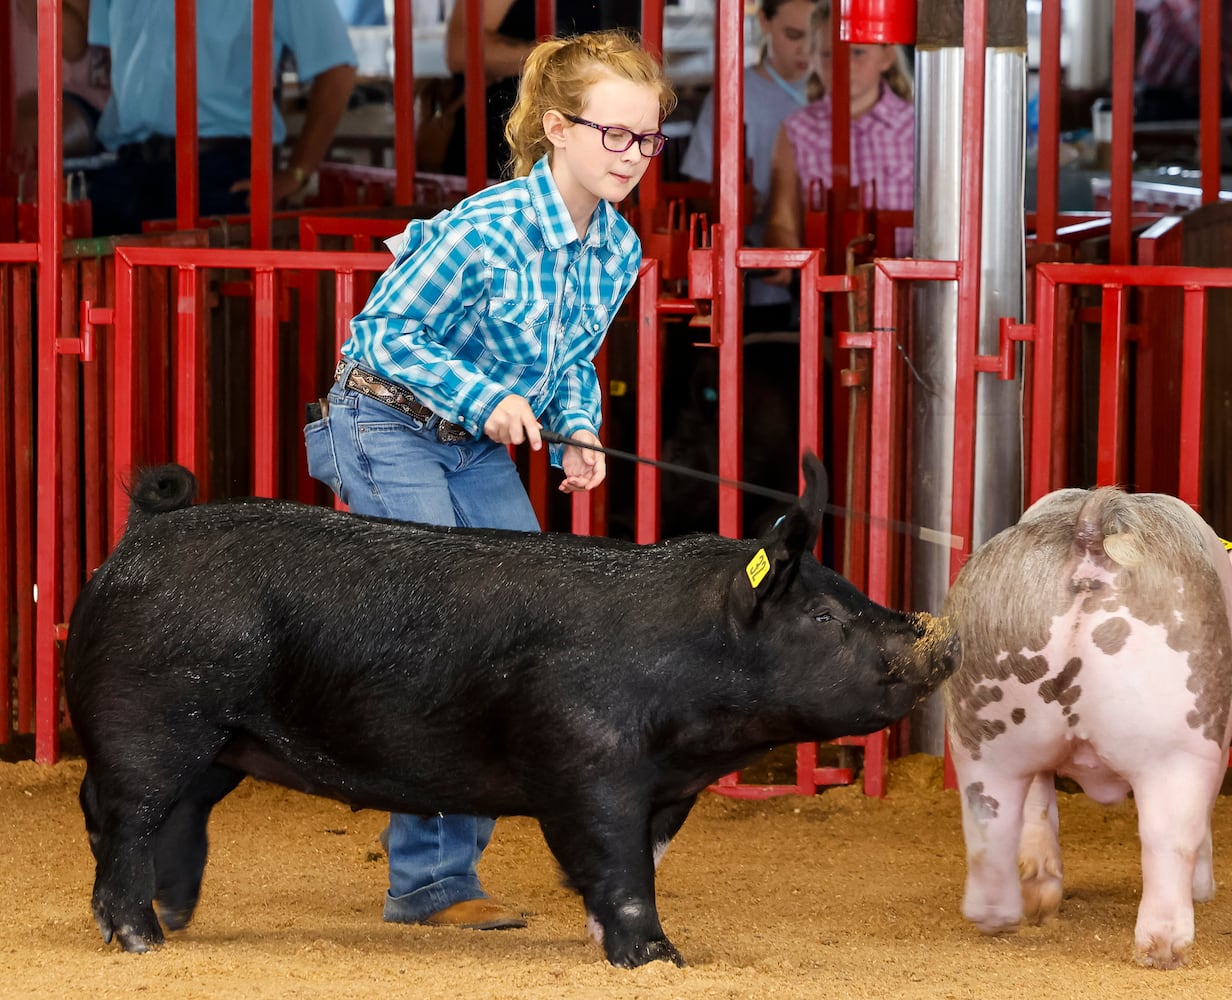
{"left": 679, "top": 0, "right": 819, "bottom": 330}
{"left": 763, "top": 0, "right": 914, "bottom": 263}
{"left": 305, "top": 30, "right": 675, "bottom": 932}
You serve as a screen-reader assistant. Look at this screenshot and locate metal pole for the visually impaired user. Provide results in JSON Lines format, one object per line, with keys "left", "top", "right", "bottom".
{"left": 910, "top": 0, "right": 1026, "bottom": 753}
{"left": 393, "top": 0, "right": 416, "bottom": 204}
{"left": 34, "top": 0, "right": 65, "bottom": 762}
{"left": 250, "top": 0, "right": 274, "bottom": 250}
{"left": 174, "top": 0, "right": 198, "bottom": 230}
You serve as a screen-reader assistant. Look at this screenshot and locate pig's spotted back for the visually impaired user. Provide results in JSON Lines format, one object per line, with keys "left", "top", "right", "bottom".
{"left": 944, "top": 488, "right": 1232, "bottom": 758}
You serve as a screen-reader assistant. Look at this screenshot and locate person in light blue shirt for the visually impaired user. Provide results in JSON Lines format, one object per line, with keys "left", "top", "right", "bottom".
{"left": 305, "top": 29, "right": 675, "bottom": 932}
{"left": 334, "top": 0, "right": 386, "bottom": 26}
{"left": 85, "top": 0, "right": 357, "bottom": 234}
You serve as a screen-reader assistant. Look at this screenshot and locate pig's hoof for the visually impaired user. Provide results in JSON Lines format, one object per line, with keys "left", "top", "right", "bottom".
{"left": 964, "top": 907, "right": 1021, "bottom": 936}
{"left": 609, "top": 937, "right": 685, "bottom": 968}
{"left": 156, "top": 904, "right": 194, "bottom": 932}
{"left": 95, "top": 904, "right": 165, "bottom": 952}
{"left": 1134, "top": 934, "right": 1191, "bottom": 970}
{"left": 1020, "top": 874, "right": 1063, "bottom": 925}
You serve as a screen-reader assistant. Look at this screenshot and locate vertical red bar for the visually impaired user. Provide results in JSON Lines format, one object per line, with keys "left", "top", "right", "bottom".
{"left": 12, "top": 264, "right": 34, "bottom": 737}
{"left": 250, "top": 0, "right": 274, "bottom": 250}
{"left": 1176, "top": 287, "right": 1208, "bottom": 507}
{"left": 634, "top": 262, "right": 662, "bottom": 544}
{"left": 175, "top": 265, "right": 201, "bottom": 470}
{"left": 59, "top": 265, "right": 81, "bottom": 620}
{"left": 35, "top": 0, "right": 65, "bottom": 762}
{"left": 392, "top": 0, "right": 415, "bottom": 204}
{"left": 1109, "top": 0, "right": 1134, "bottom": 265}
{"left": 534, "top": 0, "right": 553, "bottom": 35}
{"left": 80, "top": 260, "right": 106, "bottom": 575}
{"left": 528, "top": 444, "right": 550, "bottom": 529}
{"left": 0, "top": 0, "right": 13, "bottom": 195}
{"left": 1096, "top": 284, "right": 1128, "bottom": 485}
{"left": 947, "top": 0, "right": 988, "bottom": 585}
{"left": 332, "top": 269, "right": 355, "bottom": 511}
{"left": 867, "top": 264, "right": 894, "bottom": 605}
{"left": 0, "top": 264, "right": 11, "bottom": 741}
{"left": 252, "top": 267, "right": 278, "bottom": 495}
{"left": 1199, "top": 0, "right": 1221, "bottom": 203}
{"left": 1028, "top": 269, "right": 1057, "bottom": 504}
{"left": 1035, "top": 0, "right": 1063, "bottom": 244}
{"left": 637, "top": 0, "right": 664, "bottom": 233}
{"left": 175, "top": 0, "right": 199, "bottom": 231}
{"left": 715, "top": 2, "right": 744, "bottom": 539}
{"left": 111, "top": 251, "right": 137, "bottom": 548}
{"left": 798, "top": 252, "right": 823, "bottom": 465}
{"left": 830, "top": 8, "right": 851, "bottom": 206}
{"left": 464, "top": 0, "right": 486, "bottom": 193}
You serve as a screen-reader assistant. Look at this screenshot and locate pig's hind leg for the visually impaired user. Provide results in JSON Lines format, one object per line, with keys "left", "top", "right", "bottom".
{"left": 152, "top": 764, "right": 246, "bottom": 931}
{"left": 1018, "top": 773, "right": 1064, "bottom": 924}
{"left": 956, "top": 767, "right": 1034, "bottom": 935}
{"left": 80, "top": 763, "right": 168, "bottom": 951}
{"left": 82, "top": 744, "right": 231, "bottom": 952}
{"left": 1129, "top": 761, "right": 1223, "bottom": 969}
{"left": 540, "top": 804, "right": 684, "bottom": 968}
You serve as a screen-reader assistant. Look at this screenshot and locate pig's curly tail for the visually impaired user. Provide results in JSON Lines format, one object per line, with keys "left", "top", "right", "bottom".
{"left": 123, "top": 463, "right": 199, "bottom": 528}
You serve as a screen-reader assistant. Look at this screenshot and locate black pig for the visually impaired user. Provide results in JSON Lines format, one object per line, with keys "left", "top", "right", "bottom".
{"left": 64, "top": 454, "right": 958, "bottom": 967}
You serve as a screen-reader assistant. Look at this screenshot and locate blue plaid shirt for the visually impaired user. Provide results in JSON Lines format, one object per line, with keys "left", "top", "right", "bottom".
{"left": 343, "top": 156, "right": 641, "bottom": 456}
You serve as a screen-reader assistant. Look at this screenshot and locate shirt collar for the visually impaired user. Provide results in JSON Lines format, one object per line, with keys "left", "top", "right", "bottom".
{"left": 526, "top": 154, "right": 614, "bottom": 252}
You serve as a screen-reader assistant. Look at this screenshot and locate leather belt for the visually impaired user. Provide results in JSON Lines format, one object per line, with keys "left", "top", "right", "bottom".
{"left": 117, "top": 135, "right": 251, "bottom": 164}
{"left": 335, "top": 362, "right": 471, "bottom": 443}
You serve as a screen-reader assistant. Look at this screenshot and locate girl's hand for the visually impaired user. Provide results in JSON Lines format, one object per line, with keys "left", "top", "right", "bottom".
{"left": 484, "top": 394, "right": 543, "bottom": 448}
{"left": 559, "top": 429, "right": 606, "bottom": 493}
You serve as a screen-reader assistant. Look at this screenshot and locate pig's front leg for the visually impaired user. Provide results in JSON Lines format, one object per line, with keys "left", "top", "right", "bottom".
{"left": 955, "top": 765, "right": 1033, "bottom": 935}
{"left": 540, "top": 806, "right": 683, "bottom": 968}
{"left": 1130, "top": 762, "right": 1222, "bottom": 969}
{"left": 1018, "top": 773, "right": 1064, "bottom": 924}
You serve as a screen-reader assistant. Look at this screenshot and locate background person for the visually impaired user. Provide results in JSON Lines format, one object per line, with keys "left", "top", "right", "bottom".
{"left": 304, "top": 29, "right": 675, "bottom": 931}
{"left": 763, "top": 0, "right": 914, "bottom": 267}
{"left": 84, "top": 0, "right": 357, "bottom": 235}
{"left": 440, "top": 0, "right": 640, "bottom": 180}
{"left": 679, "top": 0, "right": 820, "bottom": 332}
{"left": 1133, "top": 0, "right": 1232, "bottom": 121}
{"left": 9, "top": 0, "right": 109, "bottom": 170}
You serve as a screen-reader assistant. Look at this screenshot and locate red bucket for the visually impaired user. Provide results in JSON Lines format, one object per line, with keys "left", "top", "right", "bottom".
{"left": 840, "top": 0, "right": 917, "bottom": 45}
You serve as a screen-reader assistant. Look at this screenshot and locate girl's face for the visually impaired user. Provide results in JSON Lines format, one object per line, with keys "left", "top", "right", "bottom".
{"left": 548, "top": 75, "right": 663, "bottom": 217}
{"left": 814, "top": 25, "right": 898, "bottom": 117}
{"left": 760, "top": 0, "right": 816, "bottom": 83}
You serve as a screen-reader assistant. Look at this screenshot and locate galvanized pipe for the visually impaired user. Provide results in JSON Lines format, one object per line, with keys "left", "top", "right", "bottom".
{"left": 910, "top": 0, "right": 1026, "bottom": 753}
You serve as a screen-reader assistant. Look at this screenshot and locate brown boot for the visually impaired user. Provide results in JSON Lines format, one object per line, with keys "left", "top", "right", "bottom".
{"left": 419, "top": 898, "right": 527, "bottom": 930}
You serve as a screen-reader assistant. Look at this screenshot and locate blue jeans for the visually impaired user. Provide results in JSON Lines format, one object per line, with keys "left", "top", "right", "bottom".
{"left": 304, "top": 358, "right": 540, "bottom": 921}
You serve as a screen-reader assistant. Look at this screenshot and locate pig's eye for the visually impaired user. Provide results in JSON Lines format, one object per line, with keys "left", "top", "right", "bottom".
{"left": 812, "top": 609, "right": 834, "bottom": 623}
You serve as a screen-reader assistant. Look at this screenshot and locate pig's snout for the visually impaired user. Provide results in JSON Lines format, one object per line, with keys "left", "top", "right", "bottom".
{"left": 890, "top": 612, "right": 961, "bottom": 687}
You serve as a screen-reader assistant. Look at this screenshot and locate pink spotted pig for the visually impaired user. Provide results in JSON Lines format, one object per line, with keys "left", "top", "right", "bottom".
{"left": 944, "top": 486, "right": 1232, "bottom": 969}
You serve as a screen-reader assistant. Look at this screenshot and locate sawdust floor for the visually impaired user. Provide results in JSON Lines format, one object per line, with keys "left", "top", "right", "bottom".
{"left": 4, "top": 745, "right": 1232, "bottom": 999}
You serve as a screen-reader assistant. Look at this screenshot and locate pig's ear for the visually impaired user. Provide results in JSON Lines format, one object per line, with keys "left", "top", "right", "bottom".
{"left": 729, "top": 453, "right": 827, "bottom": 623}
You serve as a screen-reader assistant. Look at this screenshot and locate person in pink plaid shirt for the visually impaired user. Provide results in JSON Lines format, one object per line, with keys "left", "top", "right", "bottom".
{"left": 1134, "top": 0, "right": 1232, "bottom": 121}
{"left": 762, "top": 0, "right": 914, "bottom": 268}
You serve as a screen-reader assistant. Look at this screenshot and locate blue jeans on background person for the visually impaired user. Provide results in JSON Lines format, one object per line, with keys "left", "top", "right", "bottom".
{"left": 305, "top": 358, "right": 540, "bottom": 922}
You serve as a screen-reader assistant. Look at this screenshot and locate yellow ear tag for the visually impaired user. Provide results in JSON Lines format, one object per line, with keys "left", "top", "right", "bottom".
{"left": 1222, "top": 537, "right": 1232, "bottom": 552}
{"left": 746, "top": 548, "right": 770, "bottom": 588}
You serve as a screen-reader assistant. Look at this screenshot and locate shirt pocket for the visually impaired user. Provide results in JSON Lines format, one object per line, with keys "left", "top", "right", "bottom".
{"left": 484, "top": 295, "right": 551, "bottom": 365}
